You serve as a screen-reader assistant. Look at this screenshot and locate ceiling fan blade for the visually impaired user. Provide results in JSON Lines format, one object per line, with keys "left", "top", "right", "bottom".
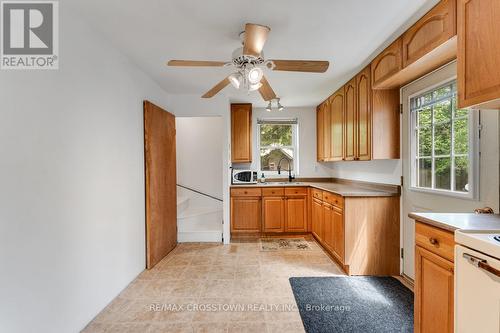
{"left": 269, "top": 60, "right": 330, "bottom": 73}
{"left": 242, "top": 23, "right": 270, "bottom": 57}
{"left": 258, "top": 76, "right": 277, "bottom": 101}
{"left": 168, "top": 60, "right": 226, "bottom": 67}
{"left": 201, "top": 77, "right": 231, "bottom": 98}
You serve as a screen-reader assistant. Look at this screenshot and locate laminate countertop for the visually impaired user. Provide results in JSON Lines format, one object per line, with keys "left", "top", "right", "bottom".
{"left": 231, "top": 181, "right": 399, "bottom": 197}
{"left": 409, "top": 212, "right": 500, "bottom": 232}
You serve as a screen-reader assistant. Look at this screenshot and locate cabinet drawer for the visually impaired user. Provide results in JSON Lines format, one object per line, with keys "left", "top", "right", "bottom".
{"left": 415, "top": 222, "right": 454, "bottom": 262}
{"left": 311, "top": 189, "right": 323, "bottom": 200}
{"left": 285, "top": 187, "right": 308, "bottom": 196}
{"left": 262, "top": 187, "right": 284, "bottom": 196}
{"left": 230, "top": 188, "right": 262, "bottom": 197}
{"left": 322, "top": 191, "right": 344, "bottom": 208}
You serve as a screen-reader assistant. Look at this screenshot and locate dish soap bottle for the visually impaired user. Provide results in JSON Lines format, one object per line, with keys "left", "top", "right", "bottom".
{"left": 260, "top": 173, "right": 266, "bottom": 183}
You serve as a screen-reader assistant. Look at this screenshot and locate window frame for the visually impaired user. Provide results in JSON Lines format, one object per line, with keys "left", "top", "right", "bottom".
{"left": 408, "top": 79, "right": 480, "bottom": 200}
{"left": 257, "top": 120, "right": 299, "bottom": 177}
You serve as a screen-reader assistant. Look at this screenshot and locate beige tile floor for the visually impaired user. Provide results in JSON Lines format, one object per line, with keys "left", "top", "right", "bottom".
{"left": 83, "top": 238, "right": 345, "bottom": 333}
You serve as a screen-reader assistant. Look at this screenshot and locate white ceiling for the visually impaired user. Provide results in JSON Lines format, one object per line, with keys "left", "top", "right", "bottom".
{"left": 67, "top": 0, "right": 439, "bottom": 107}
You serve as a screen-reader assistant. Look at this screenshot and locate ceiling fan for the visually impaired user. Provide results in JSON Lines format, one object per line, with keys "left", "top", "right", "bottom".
{"left": 167, "top": 23, "right": 330, "bottom": 101}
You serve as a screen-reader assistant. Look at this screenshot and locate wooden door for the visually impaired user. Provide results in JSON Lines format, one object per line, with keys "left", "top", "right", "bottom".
{"left": 371, "top": 38, "right": 403, "bottom": 89}
{"left": 402, "top": 0, "right": 456, "bottom": 68}
{"left": 356, "top": 66, "right": 371, "bottom": 161}
{"left": 415, "top": 246, "right": 454, "bottom": 333}
{"left": 323, "top": 102, "right": 331, "bottom": 161}
{"left": 231, "top": 104, "right": 252, "bottom": 163}
{"left": 316, "top": 105, "right": 325, "bottom": 161}
{"left": 332, "top": 206, "right": 344, "bottom": 262}
{"left": 231, "top": 197, "right": 261, "bottom": 233}
{"left": 262, "top": 197, "right": 285, "bottom": 232}
{"left": 330, "top": 88, "right": 344, "bottom": 161}
{"left": 285, "top": 197, "right": 307, "bottom": 232}
{"left": 144, "top": 101, "right": 177, "bottom": 269}
{"left": 458, "top": 0, "right": 500, "bottom": 109}
{"left": 344, "top": 78, "right": 357, "bottom": 161}
{"left": 311, "top": 198, "right": 323, "bottom": 240}
{"left": 322, "top": 203, "right": 334, "bottom": 251}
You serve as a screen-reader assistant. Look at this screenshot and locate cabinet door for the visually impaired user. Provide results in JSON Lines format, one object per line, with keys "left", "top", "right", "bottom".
{"left": 371, "top": 38, "right": 403, "bottom": 89}
{"left": 356, "top": 66, "right": 371, "bottom": 161}
{"left": 458, "top": 0, "right": 500, "bottom": 109}
{"left": 323, "top": 102, "right": 332, "bottom": 161}
{"left": 311, "top": 198, "right": 323, "bottom": 241}
{"left": 285, "top": 196, "right": 307, "bottom": 232}
{"left": 231, "top": 104, "right": 252, "bottom": 163}
{"left": 330, "top": 88, "right": 344, "bottom": 161}
{"left": 344, "top": 78, "right": 357, "bottom": 161}
{"left": 322, "top": 203, "right": 334, "bottom": 251}
{"left": 231, "top": 197, "right": 261, "bottom": 233}
{"left": 415, "top": 246, "right": 454, "bottom": 333}
{"left": 316, "top": 105, "right": 325, "bottom": 161}
{"left": 332, "top": 206, "right": 344, "bottom": 262}
{"left": 262, "top": 197, "right": 285, "bottom": 232}
{"left": 403, "top": 0, "right": 456, "bottom": 68}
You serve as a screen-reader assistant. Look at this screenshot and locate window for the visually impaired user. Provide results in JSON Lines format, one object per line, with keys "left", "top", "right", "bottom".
{"left": 258, "top": 119, "right": 298, "bottom": 175}
{"left": 410, "top": 81, "right": 478, "bottom": 198}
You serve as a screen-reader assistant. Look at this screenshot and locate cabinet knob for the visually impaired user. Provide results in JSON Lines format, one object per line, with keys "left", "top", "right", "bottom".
{"left": 244, "top": 191, "right": 248, "bottom": 194}
{"left": 429, "top": 237, "right": 438, "bottom": 246}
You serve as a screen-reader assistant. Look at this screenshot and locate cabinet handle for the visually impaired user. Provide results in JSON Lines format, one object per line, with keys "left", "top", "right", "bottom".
{"left": 429, "top": 237, "right": 438, "bottom": 245}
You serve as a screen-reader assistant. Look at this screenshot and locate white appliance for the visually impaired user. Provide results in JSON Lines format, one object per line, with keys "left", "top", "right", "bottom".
{"left": 231, "top": 169, "right": 258, "bottom": 184}
{"left": 455, "top": 230, "right": 500, "bottom": 333}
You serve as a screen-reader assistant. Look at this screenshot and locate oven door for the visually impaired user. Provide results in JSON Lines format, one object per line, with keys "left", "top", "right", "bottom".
{"left": 455, "top": 245, "right": 500, "bottom": 333}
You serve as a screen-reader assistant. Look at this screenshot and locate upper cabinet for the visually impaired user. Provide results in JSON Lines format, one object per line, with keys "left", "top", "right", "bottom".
{"left": 330, "top": 88, "right": 344, "bottom": 161}
{"left": 402, "top": 0, "right": 456, "bottom": 67}
{"left": 231, "top": 103, "right": 252, "bottom": 163}
{"left": 344, "top": 77, "right": 357, "bottom": 161}
{"left": 457, "top": 0, "right": 500, "bottom": 109}
{"left": 356, "top": 66, "right": 372, "bottom": 161}
{"left": 372, "top": 0, "right": 457, "bottom": 90}
{"left": 316, "top": 104, "right": 325, "bottom": 161}
{"left": 371, "top": 38, "right": 403, "bottom": 89}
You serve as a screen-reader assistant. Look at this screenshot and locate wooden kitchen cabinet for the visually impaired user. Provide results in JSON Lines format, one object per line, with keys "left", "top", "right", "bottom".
{"left": 323, "top": 101, "right": 332, "bottom": 161}
{"left": 322, "top": 203, "right": 334, "bottom": 251}
{"left": 285, "top": 196, "right": 308, "bottom": 232}
{"left": 330, "top": 88, "right": 344, "bottom": 161}
{"left": 356, "top": 66, "right": 372, "bottom": 161}
{"left": 332, "top": 205, "right": 344, "bottom": 261}
{"left": 371, "top": 38, "right": 403, "bottom": 89}
{"left": 230, "top": 197, "right": 261, "bottom": 233}
{"left": 262, "top": 196, "right": 285, "bottom": 232}
{"left": 402, "top": 0, "right": 456, "bottom": 68}
{"left": 316, "top": 104, "right": 325, "bottom": 161}
{"left": 344, "top": 77, "right": 357, "bottom": 161}
{"left": 458, "top": 0, "right": 500, "bottom": 109}
{"left": 311, "top": 198, "right": 323, "bottom": 241}
{"left": 231, "top": 103, "right": 252, "bottom": 163}
{"left": 415, "top": 245, "right": 454, "bottom": 333}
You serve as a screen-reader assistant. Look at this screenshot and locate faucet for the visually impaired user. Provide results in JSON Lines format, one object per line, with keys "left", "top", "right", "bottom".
{"left": 277, "top": 156, "right": 295, "bottom": 182}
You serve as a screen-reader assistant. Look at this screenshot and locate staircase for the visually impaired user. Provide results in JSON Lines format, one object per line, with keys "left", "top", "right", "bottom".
{"left": 177, "top": 185, "right": 223, "bottom": 242}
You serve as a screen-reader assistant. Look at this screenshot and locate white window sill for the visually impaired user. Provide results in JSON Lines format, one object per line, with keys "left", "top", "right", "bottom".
{"left": 409, "top": 186, "right": 477, "bottom": 200}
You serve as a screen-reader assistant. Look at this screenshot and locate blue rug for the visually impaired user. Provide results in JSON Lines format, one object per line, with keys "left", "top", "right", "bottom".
{"left": 289, "top": 276, "right": 413, "bottom": 333}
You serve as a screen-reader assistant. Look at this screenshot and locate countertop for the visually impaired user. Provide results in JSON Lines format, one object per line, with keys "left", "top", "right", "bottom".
{"left": 231, "top": 181, "right": 399, "bottom": 197}
{"left": 409, "top": 212, "right": 500, "bottom": 232}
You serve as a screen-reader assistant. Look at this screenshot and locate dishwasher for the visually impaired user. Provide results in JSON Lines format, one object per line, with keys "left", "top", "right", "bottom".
{"left": 455, "top": 230, "right": 500, "bottom": 332}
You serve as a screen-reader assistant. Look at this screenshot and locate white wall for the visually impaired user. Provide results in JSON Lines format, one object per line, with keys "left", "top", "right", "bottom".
{"left": 176, "top": 117, "right": 224, "bottom": 199}
{"left": 0, "top": 7, "right": 170, "bottom": 333}
{"left": 247, "top": 107, "right": 334, "bottom": 178}
{"left": 330, "top": 159, "right": 402, "bottom": 185}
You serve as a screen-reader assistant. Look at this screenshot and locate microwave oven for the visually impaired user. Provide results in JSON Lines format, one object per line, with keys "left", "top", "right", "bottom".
{"left": 232, "top": 169, "right": 258, "bottom": 184}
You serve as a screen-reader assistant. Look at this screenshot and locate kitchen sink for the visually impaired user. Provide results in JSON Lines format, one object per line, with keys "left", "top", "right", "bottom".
{"left": 262, "top": 182, "right": 303, "bottom": 185}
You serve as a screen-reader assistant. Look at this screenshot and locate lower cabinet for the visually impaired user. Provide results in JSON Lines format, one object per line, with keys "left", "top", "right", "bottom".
{"left": 312, "top": 198, "right": 323, "bottom": 241}
{"left": 322, "top": 203, "right": 334, "bottom": 251}
{"left": 230, "top": 196, "right": 261, "bottom": 233}
{"left": 413, "top": 221, "right": 455, "bottom": 333}
{"left": 285, "top": 196, "right": 308, "bottom": 232}
{"left": 332, "top": 205, "right": 345, "bottom": 261}
{"left": 262, "top": 197, "right": 285, "bottom": 232}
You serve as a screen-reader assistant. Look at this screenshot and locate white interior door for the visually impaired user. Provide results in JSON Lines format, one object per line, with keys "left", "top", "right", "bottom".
{"left": 401, "top": 61, "right": 484, "bottom": 279}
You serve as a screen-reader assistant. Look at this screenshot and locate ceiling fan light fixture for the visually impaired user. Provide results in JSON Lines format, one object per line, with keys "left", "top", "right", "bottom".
{"left": 247, "top": 67, "right": 263, "bottom": 84}
{"left": 228, "top": 72, "right": 242, "bottom": 89}
{"left": 248, "top": 82, "right": 262, "bottom": 92}
{"left": 266, "top": 101, "right": 272, "bottom": 112}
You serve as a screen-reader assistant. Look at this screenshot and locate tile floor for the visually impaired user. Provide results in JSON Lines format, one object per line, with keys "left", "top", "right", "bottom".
{"left": 83, "top": 238, "right": 345, "bottom": 333}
